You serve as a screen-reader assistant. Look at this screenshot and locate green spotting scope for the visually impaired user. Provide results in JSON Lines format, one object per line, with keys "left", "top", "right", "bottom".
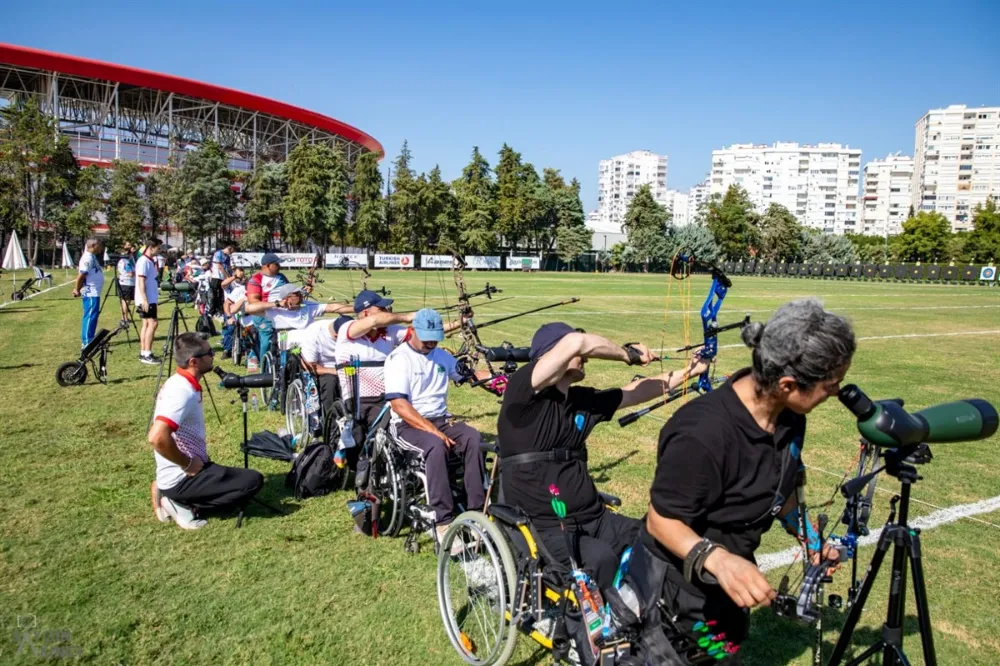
{"left": 838, "top": 384, "right": 998, "bottom": 448}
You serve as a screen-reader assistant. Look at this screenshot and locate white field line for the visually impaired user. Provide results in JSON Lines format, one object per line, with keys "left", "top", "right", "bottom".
{"left": 758, "top": 494, "right": 1000, "bottom": 572}
{"left": 652, "top": 330, "right": 1000, "bottom": 354}
{"left": 0, "top": 279, "right": 73, "bottom": 309}
{"left": 477, "top": 304, "right": 1000, "bottom": 317}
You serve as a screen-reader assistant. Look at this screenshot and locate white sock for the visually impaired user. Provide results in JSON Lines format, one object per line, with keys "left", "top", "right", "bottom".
{"left": 141, "top": 350, "right": 151, "bottom": 357}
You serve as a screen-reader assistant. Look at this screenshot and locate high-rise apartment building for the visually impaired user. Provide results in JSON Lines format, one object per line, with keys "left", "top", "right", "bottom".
{"left": 664, "top": 190, "right": 690, "bottom": 227}
{"left": 709, "top": 142, "right": 861, "bottom": 233}
{"left": 912, "top": 105, "right": 1000, "bottom": 232}
{"left": 861, "top": 154, "right": 913, "bottom": 237}
{"left": 596, "top": 150, "right": 668, "bottom": 228}
{"left": 688, "top": 178, "right": 711, "bottom": 222}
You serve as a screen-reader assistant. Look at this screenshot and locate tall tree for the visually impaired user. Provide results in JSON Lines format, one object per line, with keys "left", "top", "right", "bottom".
{"left": 892, "top": 211, "right": 952, "bottom": 261}
{"left": 452, "top": 147, "right": 496, "bottom": 253}
{"left": 143, "top": 169, "right": 166, "bottom": 239}
{"left": 106, "top": 160, "right": 145, "bottom": 248}
{"left": 389, "top": 140, "right": 425, "bottom": 252}
{"left": 495, "top": 144, "right": 527, "bottom": 250}
{"left": 174, "top": 139, "right": 237, "bottom": 251}
{"left": 964, "top": 198, "right": 1000, "bottom": 262}
{"left": 555, "top": 224, "right": 593, "bottom": 269}
{"left": 419, "top": 165, "right": 459, "bottom": 250}
{"left": 672, "top": 224, "right": 721, "bottom": 264}
{"left": 704, "top": 185, "right": 761, "bottom": 260}
{"left": 622, "top": 184, "right": 673, "bottom": 271}
{"left": 350, "top": 151, "right": 386, "bottom": 252}
{"left": 283, "top": 141, "right": 348, "bottom": 250}
{"left": 758, "top": 203, "right": 802, "bottom": 262}
{"left": 242, "top": 162, "right": 287, "bottom": 250}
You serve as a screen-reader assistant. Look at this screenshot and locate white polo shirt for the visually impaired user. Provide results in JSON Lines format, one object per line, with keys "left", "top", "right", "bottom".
{"left": 136, "top": 254, "right": 159, "bottom": 305}
{"left": 335, "top": 322, "right": 409, "bottom": 400}
{"left": 384, "top": 341, "right": 462, "bottom": 423}
{"left": 152, "top": 369, "right": 208, "bottom": 490}
{"left": 299, "top": 319, "right": 339, "bottom": 368}
{"left": 264, "top": 301, "right": 326, "bottom": 330}
{"left": 117, "top": 256, "right": 136, "bottom": 286}
{"left": 77, "top": 251, "right": 105, "bottom": 298}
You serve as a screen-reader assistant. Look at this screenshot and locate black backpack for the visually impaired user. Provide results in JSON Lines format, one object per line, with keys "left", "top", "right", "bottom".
{"left": 285, "top": 442, "right": 338, "bottom": 500}
{"left": 196, "top": 312, "right": 217, "bottom": 337}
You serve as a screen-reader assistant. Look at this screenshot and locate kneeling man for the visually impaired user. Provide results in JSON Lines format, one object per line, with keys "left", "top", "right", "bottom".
{"left": 148, "top": 332, "right": 264, "bottom": 529}
{"left": 384, "top": 309, "right": 489, "bottom": 549}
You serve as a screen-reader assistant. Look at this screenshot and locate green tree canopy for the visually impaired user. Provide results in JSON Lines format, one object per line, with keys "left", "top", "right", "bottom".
{"left": 453, "top": 147, "right": 496, "bottom": 253}
{"left": 419, "top": 165, "right": 459, "bottom": 251}
{"left": 892, "top": 211, "right": 952, "bottom": 262}
{"left": 621, "top": 184, "right": 673, "bottom": 270}
{"left": 350, "top": 151, "right": 386, "bottom": 251}
{"left": 964, "top": 198, "right": 1000, "bottom": 263}
{"left": 704, "top": 186, "right": 761, "bottom": 261}
{"left": 389, "top": 140, "right": 426, "bottom": 252}
{"left": 174, "top": 140, "right": 237, "bottom": 251}
{"left": 242, "top": 162, "right": 287, "bottom": 250}
{"left": 106, "top": 160, "right": 145, "bottom": 248}
{"left": 758, "top": 203, "right": 802, "bottom": 262}
{"left": 283, "top": 141, "right": 348, "bottom": 250}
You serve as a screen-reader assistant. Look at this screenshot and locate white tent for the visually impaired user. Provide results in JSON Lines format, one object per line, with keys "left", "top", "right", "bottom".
{"left": 3, "top": 231, "right": 28, "bottom": 270}
{"left": 103, "top": 247, "right": 110, "bottom": 263}
{"left": 61, "top": 242, "right": 75, "bottom": 268}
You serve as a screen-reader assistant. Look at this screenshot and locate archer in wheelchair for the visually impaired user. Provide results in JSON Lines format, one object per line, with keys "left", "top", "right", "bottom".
{"left": 55, "top": 319, "right": 132, "bottom": 386}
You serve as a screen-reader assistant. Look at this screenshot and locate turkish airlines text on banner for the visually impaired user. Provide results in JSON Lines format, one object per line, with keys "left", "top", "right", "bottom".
{"left": 465, "top": 256, "right": 502, "bottom": 270}
{"left": 421, "top": 255, "right": 456, "bottom": 269}
{"left": 374, "top": 254, "right": 415, "bottom": 268}
{"left": 326, "top": 253, "right": 368, "bottom": 268}
{"left": 506, "top": 256, "right": 540, "bottom": 270}
{"left": 981, "top": 266, "right": 997, "bottom": 281}
{"left": 232, "top": 253, "right": 317, "bottom": 268}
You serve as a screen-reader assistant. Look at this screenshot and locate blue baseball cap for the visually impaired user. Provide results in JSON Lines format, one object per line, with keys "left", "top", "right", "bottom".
{"left": 412, "top": 308, "right": 445, "bottom": 342}
{"left": 260, "top": 252, "right": 281, "bottom": 266}
{"left": 353, "top": 289, "right": 394, "bottom": 313}
{"left": 529, "top": 322, "right": 578, "bottom": 361}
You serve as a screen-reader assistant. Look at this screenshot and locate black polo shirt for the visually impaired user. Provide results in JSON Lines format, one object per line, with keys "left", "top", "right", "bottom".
{"left": 642, "top": 367, "right": 806, "bottom": 564}
{"left": 497, "top": 360, "right": 623, "bottom": 527}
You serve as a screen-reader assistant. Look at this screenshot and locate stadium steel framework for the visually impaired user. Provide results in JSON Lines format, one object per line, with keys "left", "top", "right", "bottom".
{"left": 0, "top": 42, "right": 383, "bottom": 172}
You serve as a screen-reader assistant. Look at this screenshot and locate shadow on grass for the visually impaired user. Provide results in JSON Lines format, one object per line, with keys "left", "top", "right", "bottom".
{"left": 0, "top": 363, "right": 40, "bottom": 370}
{"left": 591, "top": 449, "right": 640, "bottom": 483}
{"left": 208, "top": 472, "right": 302, "bottom": 526}
{"left": 0, "top": 306, "right": 44, "bottom": 313}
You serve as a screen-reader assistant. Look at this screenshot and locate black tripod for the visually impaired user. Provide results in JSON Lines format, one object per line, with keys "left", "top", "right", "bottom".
{"left": 98, "top": 260, "right": 140, "bottom": 348}
{"left": 234, "top": 384, "right": 284, "bottom": 528}
{"left": 828, "top": 443, "right": 937, "bottom": 666}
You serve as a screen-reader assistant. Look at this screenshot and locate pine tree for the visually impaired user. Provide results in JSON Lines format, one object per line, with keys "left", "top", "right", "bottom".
{"left": 174, "top": 139, "right": 237, "bottom": 251}
{"left": 704, "top": 185, "right": 761, "bottom": 260}
{"left": 452, "top": 147, "right": 496, "bottom": 253}
{"left": 242, "top": 162, "right": 287, "bottom": 250}
{"left": 106, "top": 160, "right": 145, "bottom": 248}
{"left": 350, "top": 152, "right": 386, "bottom": 251}
{"left": 283, "top": 141, "right": 348, "bottom": 250}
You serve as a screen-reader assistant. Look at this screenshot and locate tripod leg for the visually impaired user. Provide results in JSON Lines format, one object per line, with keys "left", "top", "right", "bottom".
{"left": 828, "top": 527, "right": 894, "bottom": 665}
{"left": 908, "top": 532, "right": 937, "bottom": 666}
{"left": 882, "top": 527, "right": 911, "bottom": 666}
{"left": 844, "top": 640, "right": 885, "bottom": 666}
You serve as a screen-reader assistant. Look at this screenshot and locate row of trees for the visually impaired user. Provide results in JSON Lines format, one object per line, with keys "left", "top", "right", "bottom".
{"left": 611, "top": 183, "right": 1000, "bottom": 271}
{"left": 1, "top": 99, "right": 591, "bottom": 263}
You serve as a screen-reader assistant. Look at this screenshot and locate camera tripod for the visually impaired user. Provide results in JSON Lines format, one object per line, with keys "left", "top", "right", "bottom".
{"left": 146, "top": 296, "right": 221, "bottom": 429}
{"left": 828, "top": 442, "right": 937, "bottom": 666}
{"left": 233, "top": 384, "right": 284, "bottom": 528}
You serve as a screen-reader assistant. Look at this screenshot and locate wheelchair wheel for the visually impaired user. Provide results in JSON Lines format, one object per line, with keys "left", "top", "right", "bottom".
{"left": 258, "top": 352, "right": 274, "bottom": 407}
{"left": 437, "top": 511, "right": 518, "bottom": 666}
{"left": 284, "top": 378, "right": 311, "bottom": 449}
{"left": 232, "top": 328, "right": 243, "bottom": 366}
{"left": 12, "top": 291, "right": 24, "bottom": 301}
{"left": 370, "top": 438, "right": 406, "bottom": 537}
{"left": 56, "top": 361, "right": 88, "bottom": 386}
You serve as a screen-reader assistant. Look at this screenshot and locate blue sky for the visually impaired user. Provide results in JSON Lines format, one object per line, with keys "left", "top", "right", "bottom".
{"left": 3, "top": 1, "right": 998, "bottom": 211}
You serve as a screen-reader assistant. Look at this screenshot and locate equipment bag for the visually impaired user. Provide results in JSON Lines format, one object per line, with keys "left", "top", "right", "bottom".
{"left": 285, "top": 442, "right": 338, "bottom": 500}
{"left": 196, "top": 312, "right": 218, "bottom": 337}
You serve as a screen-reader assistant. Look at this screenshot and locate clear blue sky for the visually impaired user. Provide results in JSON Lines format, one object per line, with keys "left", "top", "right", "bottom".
{"left": 3, "top": 1, "right": 998, "bottom": 211}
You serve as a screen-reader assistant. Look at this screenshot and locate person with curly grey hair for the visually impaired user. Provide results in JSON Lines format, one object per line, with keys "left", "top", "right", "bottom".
{"left": 628, "top": 299, "right": 856, "bottom": 659}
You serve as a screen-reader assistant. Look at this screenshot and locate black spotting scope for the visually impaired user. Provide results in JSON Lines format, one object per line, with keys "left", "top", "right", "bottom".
{"left": 838, "top": 384, "right": 998, "bottom": 448}
{"left": 212, "top": 366, "right": 274, "bottom": 389}
{"left": 161, "top": 281, "right": 195, "bottom": 293}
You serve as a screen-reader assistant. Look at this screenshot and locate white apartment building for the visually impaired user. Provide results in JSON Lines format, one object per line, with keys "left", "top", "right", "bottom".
{"left": 664, "top": 190, "right": 690, "bottom": 227}
{"left": 709, "top": 142, "right": 861, "bottom": 234}
{"left": 596, "top": 150, "right": 669, "bottom": 228}
{"left": 861, "top": 154, "right": 913, "bottom": 237}
{"left": 912, "top": 105, "right": 1000, "bottom": 232}
{"left": 688, "top": 178, "right": 711, "bottom": 222}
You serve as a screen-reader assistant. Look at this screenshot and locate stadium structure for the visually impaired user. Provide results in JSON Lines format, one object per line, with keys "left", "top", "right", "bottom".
{"left": 0, "top": 42, "right": 382, "bottom": 244}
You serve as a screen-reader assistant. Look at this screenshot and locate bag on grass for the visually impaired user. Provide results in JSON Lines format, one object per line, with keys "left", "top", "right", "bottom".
{"left": 285, "top": 442, "right": 338, "bottom": 500}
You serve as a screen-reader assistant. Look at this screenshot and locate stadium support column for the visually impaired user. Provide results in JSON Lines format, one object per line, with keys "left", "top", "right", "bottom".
{"left": 114, "top": 83, "right": 120, "bottom": 160}
{"left": 168, "top": 96, "right": 173, "bottom": 160}
{"left": 51, "top": 73, "right": 59, "bottom": 141}
{"left": 252, "top": 113, "right": 257, "bottom": 169}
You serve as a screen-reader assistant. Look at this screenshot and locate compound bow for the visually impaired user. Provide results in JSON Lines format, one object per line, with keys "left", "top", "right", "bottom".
{"left": 618, "top": 250, "right": 749, "bottom": 426}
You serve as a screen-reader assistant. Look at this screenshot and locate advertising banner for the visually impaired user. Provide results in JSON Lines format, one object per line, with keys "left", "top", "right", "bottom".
{"left": 506, "top": 256, "right": 541, "bottom": 270}
{"left": 374, "top": 254, "right": 415, "bottom": 268}
{"left": 466, "top": 255, "right": 501, "bottom": 270}
{"left": 421, "top": 255, "right": 456, "bottom": 269}
{"left": 232, "top": 252, "right": 317, "bottom": 268}
{"left": 326, "top": 253, "right": 368, "bottom": 268}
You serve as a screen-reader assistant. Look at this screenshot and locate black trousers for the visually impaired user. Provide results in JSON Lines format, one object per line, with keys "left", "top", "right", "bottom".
{"left": 160, "top": 462, "right": 263, "bottom": 515}
{"left": 535, "top": 508, "right": 640, "bottom": 591}
{"left": 317, "top": 372, "right": 340, "bottom": 418}
{"left": 209, "top": 278, "right": 223, "bottom": 315}
{"left": 392, "top": 417, "right": 486, "bottom": 525}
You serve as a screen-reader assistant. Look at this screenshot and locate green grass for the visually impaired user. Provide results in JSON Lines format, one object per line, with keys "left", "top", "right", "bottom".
{"left": 1, "top": 269, "right": 999, "bottom": 665}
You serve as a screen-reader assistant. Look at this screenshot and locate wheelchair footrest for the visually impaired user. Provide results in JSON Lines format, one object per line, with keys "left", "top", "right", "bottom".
{"left": 598, "top": 492, "right": 622, "bottom": 507}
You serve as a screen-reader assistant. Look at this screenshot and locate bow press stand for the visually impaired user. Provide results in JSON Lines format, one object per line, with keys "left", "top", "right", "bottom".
{"left": 826, "top": 385, "right": 998, "bottom": 666}
{"left": 146, "top": 281, "right": 221, "bottom": 429}
{"left": 211, "top": 367, "right": 285, "bottom": 528}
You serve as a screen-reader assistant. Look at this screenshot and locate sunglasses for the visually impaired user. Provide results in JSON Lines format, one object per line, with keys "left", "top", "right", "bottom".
{"left": 192, "top": 349, "right": 215, "bottom": 359}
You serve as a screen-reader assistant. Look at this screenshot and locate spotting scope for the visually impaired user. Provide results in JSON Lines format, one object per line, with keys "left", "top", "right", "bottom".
{"left": 160, "top": 281, "right": 195, "bottom": 292}
{"left": 838, "top": 384, "right": 998, "bottom": 448}
{"left": 212, "top": 366, "right": 274, "bottom": 389}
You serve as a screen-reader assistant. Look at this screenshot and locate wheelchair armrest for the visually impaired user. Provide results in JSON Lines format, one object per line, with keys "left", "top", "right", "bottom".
{"left": 488, "top": 503, "right": 529, "bottom": 527}
{"left": 479, "top": 442, "right": 499, "bottom": 455}
{"left": 598, "top": 492, "right": 622, "bottom": 508}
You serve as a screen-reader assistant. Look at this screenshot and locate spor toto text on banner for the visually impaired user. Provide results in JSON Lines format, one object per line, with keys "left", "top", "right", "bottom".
{"left": 374, "top": 254, "right": 415, "bottom": 268}
{"left": 232, "top": 253, "right": 317, "bottom": 268}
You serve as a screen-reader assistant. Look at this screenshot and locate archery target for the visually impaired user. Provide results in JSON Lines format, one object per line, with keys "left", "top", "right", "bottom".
{"left": 746, "top": 261, "right": 757, "bottom": 273}
{"left": 879, "top": 265, "right": 892, "bottom": 278}
{"left": 894, "top": 265, "right": 908, "bottom": 279}
{"left": 909, "top": 265, "right": 923, "bottom": 279}
{"left": 962, "top": 265, "right": 977, "bottom": 281}
{"left": 863, "top": 264, "right": 876, "bottom": 278}
{"left": 943, "top": 266, "right": 959, "bottom": 280}
{"left": 850, "top": 265, "right": 862, "bottom": 277}
{"left": 823, "top": 264, "right": 834, "bottom": 276}
{"left": 837, "top": 264, "right": 849, "bottom": 277}
{"left": 732, "top": 262, "right": 744, "bottom": 274}
{"left": 926, "top": 265, "right": 940, "bottom": 280}
{"left": 809, "top": 264, "right": 823, "bottom": 276}
{"left": 980, "top": 266, "right": 997, "bottom": 281}
{"left": 777, "top": 263, "right": 787, "bottom": 274}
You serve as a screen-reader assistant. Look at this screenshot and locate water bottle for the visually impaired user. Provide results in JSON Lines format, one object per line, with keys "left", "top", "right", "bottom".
{"left": 617, "top": 582, "right": 641, "bottom": 619}
{"left": 247, "top": 349, "right": 259, "bottom": 372}
{"left": 250, "top": 394, "right": 259, "bottom": 411}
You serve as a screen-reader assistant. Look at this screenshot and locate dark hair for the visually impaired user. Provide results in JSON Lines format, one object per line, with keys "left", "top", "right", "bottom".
{"left": 145, "top": 237, "right": 163, "bottom": 248}
{"left": 174, "top": 332, "right": 207, "bottom": 369}
{"left": 741, "top": 298, "right": 855, "bottom": 395}
{"left": 222, "top": 240, "right": 237, "bottom": 249}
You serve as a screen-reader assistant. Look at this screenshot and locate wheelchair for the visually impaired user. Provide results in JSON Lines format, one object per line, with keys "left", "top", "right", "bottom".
{"left": 55, "top": 320, "right": 131, "bottom": 386}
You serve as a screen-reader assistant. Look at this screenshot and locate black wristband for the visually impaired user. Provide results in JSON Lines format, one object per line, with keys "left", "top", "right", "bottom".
{"left": 622, "top": 344, "right": 643, "bottom": 366}
{"left": 683, "top": 538, "right": 723, "bottom": 585}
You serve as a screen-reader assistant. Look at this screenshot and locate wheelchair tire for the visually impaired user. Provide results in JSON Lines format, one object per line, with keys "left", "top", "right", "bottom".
{"left": 232, "top": 328, "right": 242, "bottom": 367}
{"left": 370, "top": 439, "right": 406, "bottom": 537}
{"left": 284, "top": 378, "right": 311, "bottom": 449}
{"left": 56, "top": 361, "right": 88, "bottom": 387}
{"left": 258, "top": 352, "right": 274, "bottom": 408}
{"left": 12, "top": 291, "right": 24, "bottom": 301}
{"left": 437, "top": 511, "right": 518, "bottom": 666}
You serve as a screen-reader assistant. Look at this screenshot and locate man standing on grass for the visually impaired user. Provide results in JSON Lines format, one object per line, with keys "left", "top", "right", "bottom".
{"left": 210, "top": 241, "right": 236, "bottom": 316}
{"left": 72, "top": 238, "right": 105, "bottom": 348}
{"left": 148, "top": 332, "right": 264, "bottom": 530}
{"left": 116, "top": 241, "right": 136, "bottom": 325}
{"left": 135, "top": 237, "right": 163, "bottom": 365}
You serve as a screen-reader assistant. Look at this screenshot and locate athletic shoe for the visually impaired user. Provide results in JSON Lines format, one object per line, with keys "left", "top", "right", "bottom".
{"left": 436, "top": 523, "right": 470, "bottom": 557}
{"left": 159, "top": 497, "right": 207, "bottom": 530}
{"left": 151, "top": 481, "right": 170, "bottom": 523}
{"left": 140, "top": 354, "right": 161, "bottom": 365}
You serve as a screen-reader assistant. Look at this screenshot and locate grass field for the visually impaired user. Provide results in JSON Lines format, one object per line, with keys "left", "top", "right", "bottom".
{"left": 1, "top": 267, "right": 999, "bottom": 665}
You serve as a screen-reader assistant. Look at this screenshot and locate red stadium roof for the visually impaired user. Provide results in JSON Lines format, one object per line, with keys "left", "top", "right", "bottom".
{"left": 0, "top": 42, "right": 383, "bottom": 156}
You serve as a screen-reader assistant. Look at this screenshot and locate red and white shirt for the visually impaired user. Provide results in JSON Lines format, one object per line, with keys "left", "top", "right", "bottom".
{"left": 246, "top": 271, "right": 289, "bottom": 303}
{"left": 335, "top": 321, "right": 409, "bottom": 401}
{"left": 153, "top": 369, "right": 208, "bottom": 490}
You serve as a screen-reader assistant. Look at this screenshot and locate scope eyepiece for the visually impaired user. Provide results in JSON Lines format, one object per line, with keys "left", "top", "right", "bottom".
{"left": 839, "top": 384, "right": 876, "bottom": 420}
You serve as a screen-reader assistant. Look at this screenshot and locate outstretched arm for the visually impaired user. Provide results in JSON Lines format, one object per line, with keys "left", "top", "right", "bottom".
{"left": 618, "top": 356, "right": 710, "bottom": 410}
{"left": 346, "top": 311, "right": 414, "bottom": 339}
{"left": 530, "top": 332, "right": 655, "bottom": 392}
